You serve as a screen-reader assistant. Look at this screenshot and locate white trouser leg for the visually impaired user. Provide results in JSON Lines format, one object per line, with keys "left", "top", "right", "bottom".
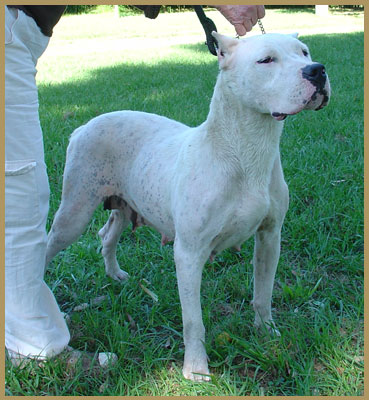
{"left": 5, "top": 6, "right": 70, "bottom": 358}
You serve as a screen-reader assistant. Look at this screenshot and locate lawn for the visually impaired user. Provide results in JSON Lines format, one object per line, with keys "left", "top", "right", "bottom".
{"left": 5, "top": 7, "right": 364, "bottom": 396}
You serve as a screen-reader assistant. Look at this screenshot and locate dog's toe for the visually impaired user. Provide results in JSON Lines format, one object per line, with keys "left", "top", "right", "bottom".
{"left": 183, "top": 359, "right": 211, "bottom": 382}
{"left": 108, "top": 269, "right": 129, "bottom": 282}
{"left": 183, "top": 368, "right": 211, "bottom": 382}
{"left": 255, "top": 318, "right": 281, "bottom": 337}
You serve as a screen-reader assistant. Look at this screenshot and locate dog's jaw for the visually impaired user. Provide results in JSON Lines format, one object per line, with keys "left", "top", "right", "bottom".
{"left": 271, "top": 112, "right": 288, "bottom": 121}
{"left": 271, "top": 86, "right": 330, "bottom": 121}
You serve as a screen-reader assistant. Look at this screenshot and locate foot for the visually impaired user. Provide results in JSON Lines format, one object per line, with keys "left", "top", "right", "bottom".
{"left": 106, "top": 266, "right": 129, "bottom": 281}
{"left": 63, "top": 346, "right": 118, "bottom": 371}
{"left": 183, "top": 350, "right": 211, "bottom": 381}
{"left": 254, "top": 317, "right": 281, "bottom": 337}
{"left": 6, "top": 346, "right": 118, "bottom": 370}
{"left": 5, "top": 349, "right": 44, "bottom": 368}
{"left": 183, "top": 363, "right": 211, "bottom": 381}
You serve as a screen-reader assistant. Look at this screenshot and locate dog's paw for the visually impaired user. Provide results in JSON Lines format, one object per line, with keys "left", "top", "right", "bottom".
{"left": 107, "top": 268, "right": 129, "bottom": 282}
{"left": 266, "top": 323, "right": 281, "bottom": 337}
{"left": 254, "top": 318, "right": 281, "bottom": 337}
{"left": 183, "top": 359, "right": 211, "bottom": 382}
{"left": 183, "top": 367, "right": 211, "bottom": 382}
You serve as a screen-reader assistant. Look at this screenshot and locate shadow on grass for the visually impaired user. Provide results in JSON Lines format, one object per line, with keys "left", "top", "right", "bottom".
{"left": 41, "top": 30, "right": 363, "bottom": 226}
{"left": 39, "top": 44, "right": 217, "bottom": 135}
{"left": 39, "top": 31, "right": 363, "bottom": 150}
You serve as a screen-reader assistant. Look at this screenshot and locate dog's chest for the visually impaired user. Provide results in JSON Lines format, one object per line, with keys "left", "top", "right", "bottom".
{"left": 211, "top": 190, "right": 270, "bottom": 253}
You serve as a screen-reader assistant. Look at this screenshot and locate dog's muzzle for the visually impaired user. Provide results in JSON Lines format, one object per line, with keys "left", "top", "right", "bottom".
{"left": 272, "top": 62, "right": 330, "bottom": 121}
{"left": 302, "top": 63, "right": 330, "bottom": 111}
{"left": 302, "top": 63, "right": 327, "bottom": 89}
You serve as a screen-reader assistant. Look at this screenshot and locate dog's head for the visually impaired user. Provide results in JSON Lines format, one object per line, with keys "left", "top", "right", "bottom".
{"left": 212, "top": 32, "right": 331, "bottom": 121}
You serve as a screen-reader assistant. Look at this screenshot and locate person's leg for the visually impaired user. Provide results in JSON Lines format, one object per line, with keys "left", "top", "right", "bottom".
{"left": 5, "top": 6, "right": 70, "bottom": 359}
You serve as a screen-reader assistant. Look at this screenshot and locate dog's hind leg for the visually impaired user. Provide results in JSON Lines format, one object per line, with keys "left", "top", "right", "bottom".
{"left": 45, "top": 194, "right": 100, "bottom": 269}
{"left": 46, "top": 155, "right": 103, "bottom": 269}
{"left": 98, "top": 210, "right": 130, "bottom": 281}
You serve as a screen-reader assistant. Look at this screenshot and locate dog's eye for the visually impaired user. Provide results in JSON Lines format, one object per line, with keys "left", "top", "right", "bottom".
{"left": 257, "top": 56, "right": 274, "bottom": 64}
{"left": 302, "top": 49, "right": 309, "bottom": 57}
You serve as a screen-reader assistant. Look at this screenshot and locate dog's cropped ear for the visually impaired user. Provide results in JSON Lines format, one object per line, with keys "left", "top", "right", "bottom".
{"left": 212, "top": 31, "right": 239, "bottom": 70}
{"left": 289, "top": 32, "right": 299, "bottom": 38}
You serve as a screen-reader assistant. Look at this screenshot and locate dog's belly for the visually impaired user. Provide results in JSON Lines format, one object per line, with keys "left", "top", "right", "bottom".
{"left": 84, "top": 111, "right": 199, "bottom": 240}
{"left": 104, "top": 194, "right": 175, "bottom": 241}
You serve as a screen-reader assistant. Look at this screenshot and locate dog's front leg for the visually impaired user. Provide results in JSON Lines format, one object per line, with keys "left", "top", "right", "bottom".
{"left": 174, "top": 238, "right": 210, "bottom": 381}
{"left": 252, "top": 155, "right": 288, "bottom": 335}
{"left": 252, "top": 225, "right": 282, "bottom": 335}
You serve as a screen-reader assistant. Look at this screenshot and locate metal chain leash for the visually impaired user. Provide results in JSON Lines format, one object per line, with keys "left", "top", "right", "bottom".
{"left": 258, "top": 19, "right": 266, "bottom": 34}
{"left": 236, "top": 18, "right": 266, "bottom": 39}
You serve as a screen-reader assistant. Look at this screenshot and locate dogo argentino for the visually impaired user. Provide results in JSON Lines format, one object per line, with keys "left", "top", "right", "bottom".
{"left": 46, "top": 32, "right": 330, "bottom": 380}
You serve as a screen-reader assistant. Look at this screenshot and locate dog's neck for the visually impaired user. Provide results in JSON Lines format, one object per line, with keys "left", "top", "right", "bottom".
{"left": 203, "top": 75, "right": 284, "bottom": 187}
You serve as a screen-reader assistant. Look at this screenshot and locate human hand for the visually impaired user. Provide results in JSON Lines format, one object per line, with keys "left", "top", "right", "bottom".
{"left": 214, "top": 5, "right": 265, "bottom": 36}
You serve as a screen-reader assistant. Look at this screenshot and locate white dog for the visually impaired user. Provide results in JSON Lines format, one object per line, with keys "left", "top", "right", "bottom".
{"left": 46, "top": 32, "right": 330, "bottom": 380}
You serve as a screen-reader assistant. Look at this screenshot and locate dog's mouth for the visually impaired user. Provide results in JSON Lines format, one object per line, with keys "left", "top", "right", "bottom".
{"left": 271, "top": 109, "right": 302, "bottom": 121}
{"left": 271, "top": 112, "right": 288, "bottom": 121}
{"left": 271, "top": 103, "right": 306, "bottom": 121}
{"left": 271, "top": 90, "right": 330, "bottom": 122}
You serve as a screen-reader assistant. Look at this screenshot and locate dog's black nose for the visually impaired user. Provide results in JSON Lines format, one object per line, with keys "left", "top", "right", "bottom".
{"left": 302, "top": 63, "right": 327, "bottom": 88}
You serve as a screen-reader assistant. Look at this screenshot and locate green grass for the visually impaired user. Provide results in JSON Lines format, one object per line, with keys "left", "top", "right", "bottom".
{"left": 5, "top": 8, "right": 364, "bottom": 396}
